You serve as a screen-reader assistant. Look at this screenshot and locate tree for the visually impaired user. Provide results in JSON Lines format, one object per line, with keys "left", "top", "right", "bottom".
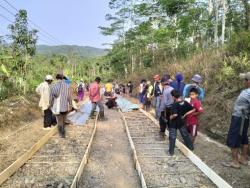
{"left": 101, "top": 0, "right": 250, "bottom": 80}
{"left": 9, "top": 10, "right": 37, "bottom": 75}
{"left": 8, "top": 9, "right": 38, "bottom": 94}
{"left": 241, "top": 0, "right": 250, "bottom": 30}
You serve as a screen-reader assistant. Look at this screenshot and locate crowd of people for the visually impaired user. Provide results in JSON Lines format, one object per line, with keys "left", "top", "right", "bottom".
{"left": 137, "top": 72, "right": 249, "bottom": 168}
{"left": 35, "top": 71, "right": 134, "bottom": 137}
{"left": 137, "top": 73, "right": 204, "bottom": 155}
{"left": 35, "top": 70, "right": 250, "bottom": 168}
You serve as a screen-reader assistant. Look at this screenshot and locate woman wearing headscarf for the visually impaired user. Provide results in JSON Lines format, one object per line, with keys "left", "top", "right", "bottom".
{"left": 170, "top": 73, "right": 185, "bottom": 96}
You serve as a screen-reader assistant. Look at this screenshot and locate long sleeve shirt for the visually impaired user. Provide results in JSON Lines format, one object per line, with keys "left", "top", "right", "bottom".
{"left": 159, "top": 85, "right": 174, "bottom": 112}
{"left": 50, "top": 80, "right": 72, "bottom": 113}
{"left": 36, "top": 81, "right": 50, "bottom": 111}
{"left": 89, "top": 81, "right": 101, "bottom": 102}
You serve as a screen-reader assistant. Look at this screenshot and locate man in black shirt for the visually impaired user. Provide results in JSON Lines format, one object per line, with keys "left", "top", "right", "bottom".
{"left": 169, "top": 90, "right": 194, "bottom": 155}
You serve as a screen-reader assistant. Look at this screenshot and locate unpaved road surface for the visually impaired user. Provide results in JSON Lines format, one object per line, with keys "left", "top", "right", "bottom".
{"left": 79, "top": 108, "right": 141, "bottom": 188}
{"left": 194, "top": 134, "right": 250, "bottom": 188}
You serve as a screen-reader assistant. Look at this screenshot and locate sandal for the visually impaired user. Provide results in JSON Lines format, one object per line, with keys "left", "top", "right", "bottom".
{"left": 222, "top": 161, "right": 241, "bottom": 169}
{"left": 239, "top": 159, "right": 248, "bottom": 166}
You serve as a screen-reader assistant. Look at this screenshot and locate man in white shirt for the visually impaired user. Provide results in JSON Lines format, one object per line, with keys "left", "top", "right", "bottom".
{"left": 36, "top": 75, "right": 54, "bottom": 130}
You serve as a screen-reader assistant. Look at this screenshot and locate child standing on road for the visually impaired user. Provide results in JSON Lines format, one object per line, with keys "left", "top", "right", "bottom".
{"left": 186, "top": 88, "right": 204, "bottom": 143}
{"left": 169, "top": 90, "right": 194, "bottom": 156}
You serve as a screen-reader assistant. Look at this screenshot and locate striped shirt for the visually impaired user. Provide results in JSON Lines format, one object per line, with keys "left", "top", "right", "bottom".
{"left": 50, "top": 80, "right": 72, "bottom": 113}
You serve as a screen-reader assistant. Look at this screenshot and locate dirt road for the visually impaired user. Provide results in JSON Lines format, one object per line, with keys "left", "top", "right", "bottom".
{"left": 79, "top": 108, "right": 141, "bottom": 188}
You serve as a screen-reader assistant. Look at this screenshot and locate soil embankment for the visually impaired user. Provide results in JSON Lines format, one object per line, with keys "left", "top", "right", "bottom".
{"left": 0, "top": 95, "right": 41, "bottom": 139}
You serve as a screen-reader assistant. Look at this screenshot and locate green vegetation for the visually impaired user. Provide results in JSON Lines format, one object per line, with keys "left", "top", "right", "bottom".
{"left": 1, "top": 1, "right": 250, "bottom": 104}
{"left": 99, "top": 0, "right": 250, "bottom": 138}
{"left": 0, "top": 10, "right": 109, "bottom": 101}
{"left": 100, "top": 0, "right": 250, "bottom": 79}
{"left": 96, "top": 0, "right": 250, "bottom": 104}
{"left": 36, "top": 45, "right": 107, "bottom": 58}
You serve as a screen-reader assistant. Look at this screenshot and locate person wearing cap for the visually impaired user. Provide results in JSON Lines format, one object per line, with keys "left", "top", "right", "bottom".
{"left": 183, "top": 74, "right": 205, "bottom": 101}
{"left": 170, "top": 73, "right": 185, "bottom": 96}
{"left": 158, "top": 76, "right": 174, "bottom": 140}
{"left": 152, "top": 74, "right": 163, "bottom": 119}
{"left": 50, "top": 71, "right": 72, "bottom": 138}
{"left": 89, "top": 77, "right": 106, "bottom": 121}
{"left": 36, "top": 75, "right": 56, "bottom": 130}
{"left": 225, "top": 72, "right": 250, "bottom": 169}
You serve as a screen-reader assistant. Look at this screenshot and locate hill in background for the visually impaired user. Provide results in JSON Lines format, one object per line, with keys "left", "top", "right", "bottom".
{"left": 36, "top": 45, "right": 107, "bottom": 57}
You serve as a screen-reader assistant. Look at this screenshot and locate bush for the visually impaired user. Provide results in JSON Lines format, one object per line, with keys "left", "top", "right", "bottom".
{"left": 227, "top": 31, "right": 250, "bottom": 56}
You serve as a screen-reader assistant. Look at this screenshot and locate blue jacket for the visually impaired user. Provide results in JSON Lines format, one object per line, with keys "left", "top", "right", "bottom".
{"left": 170, "top": 81, "right": 185, "bottom": 96}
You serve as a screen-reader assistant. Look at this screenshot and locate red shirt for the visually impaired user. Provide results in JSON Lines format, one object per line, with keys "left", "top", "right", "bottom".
{"left": 186, "top": 98, "right": 203, "bottom": 126}
{"left": 89, "top": 81, "right": 101, "bottom": 102}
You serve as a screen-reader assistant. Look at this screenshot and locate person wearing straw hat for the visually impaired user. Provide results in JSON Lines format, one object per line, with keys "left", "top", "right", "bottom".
{"left": 36, "top": 75, "right": 56, "bottom": 130}
{"left": 225, "top": 72, "right": 250, "bottom": 169}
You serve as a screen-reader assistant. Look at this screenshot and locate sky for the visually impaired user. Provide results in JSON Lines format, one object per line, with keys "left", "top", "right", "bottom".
{"left": 0, "top": 0, "right": 116, "bottom": 48}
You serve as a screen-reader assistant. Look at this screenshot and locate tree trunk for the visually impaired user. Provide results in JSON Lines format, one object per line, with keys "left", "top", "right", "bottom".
{"left": 139, "top": 48, "right": 142, "bottom": 68}
{"left": 214, "top": 0, "right": 219, "bottom": 47}
{"left": 123, "top": 64, "right": 128, "bottom": 75}
{"left": 131, "top": 54, "right": 135, "bottom": 73}
{"left": 23, "top": 49, "right": 28, "bottom": 95}
{"left": 242, "top": 0, "right": 250, "bottom": 30}
{"left": 221, "top": 0, "right": 228, "bottom": 44}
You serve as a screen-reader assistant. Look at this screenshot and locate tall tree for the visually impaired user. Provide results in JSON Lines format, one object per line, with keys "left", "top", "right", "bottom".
{"left": 9, "top": 10, "right": 37, "bottom": 75}
{"left": 241, "top": 0, "right": 250, "bottom": 30}
{"left": 8, "top": 9, "right": 37, "bottom": 93}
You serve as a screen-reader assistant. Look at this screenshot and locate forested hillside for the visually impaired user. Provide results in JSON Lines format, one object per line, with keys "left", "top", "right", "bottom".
{"left": 0, "top": 10, "right": 110, "bottom": 100}
{"left": 36, "top": 45, "right": 107, "bottom": 57}
{"left": 100, "top": 0, "right": 250, "bottom": 77}
{"left": 99, "top": 0, "right": 250, "bottom": 140}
